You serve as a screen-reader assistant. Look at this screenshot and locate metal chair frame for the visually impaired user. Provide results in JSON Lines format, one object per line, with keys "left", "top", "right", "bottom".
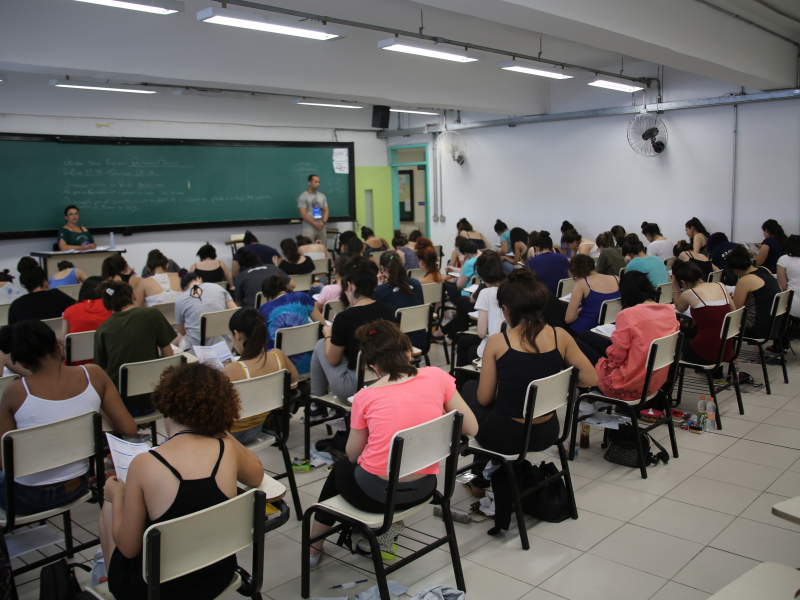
{"left": 741, "top": 291, "right": 794, "bottom": 395}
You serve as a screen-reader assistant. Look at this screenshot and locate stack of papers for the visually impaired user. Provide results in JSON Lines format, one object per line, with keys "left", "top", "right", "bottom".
{"left": 559, "top": 293, "right": 572, "bottom": 302}
{"left": 193, "top": 341, "right": 234, "bottom": 370}
{"left": 106, "top": 433, "right": 150, "bottom": 482}
{"left": 468, "top": 311, "right": 479, "bottom": 319}
{"left": 464, "top": 284, "right": 479, "bottom": 293}
{"left": 591, "top": 324, "right": 616, "bottom": 337}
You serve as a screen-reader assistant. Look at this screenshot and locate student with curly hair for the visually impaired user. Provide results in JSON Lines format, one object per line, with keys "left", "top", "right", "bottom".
{"left": 99, "top": 362, "right": 265, "bottom": 600}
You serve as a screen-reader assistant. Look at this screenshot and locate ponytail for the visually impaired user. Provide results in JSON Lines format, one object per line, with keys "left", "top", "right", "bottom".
{"left": 380, "top": 252, "right": 414, "bottom": 297}
{"left": 228, "top": 308, "right": 268, "bottom": 362}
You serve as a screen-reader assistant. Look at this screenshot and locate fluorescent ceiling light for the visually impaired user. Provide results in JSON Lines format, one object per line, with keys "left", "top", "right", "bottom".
{"left": 378, "top": 37, "right": 483, "bottom": 63}
{"left": 71, "top": 0, "right": 183, "bottom": 15}
{"left": 0, "top": 74, "right": 6, "bottom": 82}
{"left": 390, "top": 108, "right": 439, "bottom": 115}
{"left": 49, "top": 79, "right": 156, "bottom": 94}
{"left": 498, "top": 60, "right": 572, "bottom": 80}
{"left": 586, "top": 75, "right": 643, "bottom": 93}
{"left": 292, "top": 98, "right": 362, "bottom": 109}
{"left": 197, "top": 7, "right": 346, "bottom": 40}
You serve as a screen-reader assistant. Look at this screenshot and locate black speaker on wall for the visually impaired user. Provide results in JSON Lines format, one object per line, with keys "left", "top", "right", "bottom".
{"left": 372, "top": 105, "right": 391, "bottom": 129}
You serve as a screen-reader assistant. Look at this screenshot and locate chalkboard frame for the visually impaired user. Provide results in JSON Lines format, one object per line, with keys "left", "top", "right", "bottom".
{"left": 0, "top": 133, "right": 356, "bottom": 241}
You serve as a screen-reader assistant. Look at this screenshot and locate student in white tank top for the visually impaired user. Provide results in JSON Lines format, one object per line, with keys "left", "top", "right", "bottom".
{"left": 136, "top": 250, "right": 183, "bottom": 307}
{"left": 0, "top": 320, "right": 135, "bottom": 515}
{"left": 222, "top": 308, "right": 297, "bottom": 444}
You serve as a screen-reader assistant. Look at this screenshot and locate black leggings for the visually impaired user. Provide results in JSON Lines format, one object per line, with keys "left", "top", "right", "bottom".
{"left": 577, "top": 331, "right": 613, "bottom": 366}
{"left": 315, "top": 459, "right": 437, "bottom": 526}
{"left": 456, "top": 334, "right": 481, "bottom": 367}
{"left": 462, "top": 381, "right": 560, "bottom": 456}
{"left": 442, "top": 282, "right": 474, "bottom": 336}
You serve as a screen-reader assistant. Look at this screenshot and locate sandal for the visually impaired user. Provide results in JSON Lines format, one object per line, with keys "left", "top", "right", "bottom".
{"left": 356, "top": 521, "right": 405, "bottom": 560}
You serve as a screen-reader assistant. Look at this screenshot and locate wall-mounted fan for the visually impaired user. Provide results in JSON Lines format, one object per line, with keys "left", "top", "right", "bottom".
{"left": 627, "top": 113, "right": 668, "bottom": 157}
{"left": 435, "top": 131, "right": 468, "bottom": 166}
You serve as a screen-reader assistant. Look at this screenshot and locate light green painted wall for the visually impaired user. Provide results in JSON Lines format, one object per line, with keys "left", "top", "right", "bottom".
{"left": 354, "top": 166, "right": 393, "bottom": 241}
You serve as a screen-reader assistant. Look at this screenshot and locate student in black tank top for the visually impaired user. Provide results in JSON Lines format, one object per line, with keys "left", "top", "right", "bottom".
{"left": 99, "top": 363, "right": 265, "bottom": 600}
{"left": 461, "top": 271, "right": 597, "bottom": 456}
{"left": 726, "top": 245, "right": 782, "bottom": 340}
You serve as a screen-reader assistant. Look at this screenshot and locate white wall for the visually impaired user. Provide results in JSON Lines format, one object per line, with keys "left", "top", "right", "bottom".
{"left": 0, "top": 72, "right": 387, "bottom": 276}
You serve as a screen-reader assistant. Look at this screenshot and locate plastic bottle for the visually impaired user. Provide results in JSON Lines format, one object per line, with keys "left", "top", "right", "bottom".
{"left": 580, "top": 422, "right": 591, "bottom": 449}
{"left": 705, "top": 398, "right": 717, "bottom": 432}
{"left": 109, "top": 231, "right": 116, "bottom": 249}
{"left": 697, "top": 396, "right": 707, "bottom": 432}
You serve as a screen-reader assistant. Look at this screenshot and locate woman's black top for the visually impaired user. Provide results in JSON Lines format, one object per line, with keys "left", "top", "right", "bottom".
{"left": 194, "top": 265, "right": 225, "bottom": 283}
{"left": 279, "top": 257, "right": 315, "bottom": 275}
{"left": 744, "top": 267, "right": 782, "bottom": 339}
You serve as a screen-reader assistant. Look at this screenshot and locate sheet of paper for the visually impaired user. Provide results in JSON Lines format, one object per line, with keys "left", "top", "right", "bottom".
{"left": 106, "top": 433, "right": 150, "bottom": 483}
{"left": 446, "top": 269, "right": 460, "bottom": 276}
{"left": 468, "top": 311, "right": 479, "bottom": 319}
{"left": 6, "top": 525, "right": 64, "bottom": 559}
{"left": 464, "top": 284, "right": 479, "bottom": 293}
{"left": 559, "top": 293, "right": 572, "bottom": 302}
{"left": 332, "top": 148, "right": 348, "bottom": 162}
{"left": 584, "top": 412, "right": 630, "bottom": 430}
{"left": 313, "top": 294, "right": 320, "bottom": 301}
{"left": 325, "top": 319, "right": 333, "bottom": 327}
{"left": 192, "top": 341, "right": 233, "bottom": 370}
{"left": 592, "top": 324, "right": 617, "bottom": 337}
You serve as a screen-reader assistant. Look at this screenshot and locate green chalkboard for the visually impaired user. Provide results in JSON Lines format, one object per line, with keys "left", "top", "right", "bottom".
{"left": 0, "top": 134, "right": 355, "bottom": 239}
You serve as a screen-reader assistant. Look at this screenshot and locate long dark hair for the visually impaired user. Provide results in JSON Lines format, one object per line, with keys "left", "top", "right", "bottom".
{"left": 0, "top": 320, "right": 59, "bottom": 370}
{"left": 228, "top": 308, "right": 268, "bottom": 362}
{"left": 509, "top": 227, "right": 528, "bottom": 253}
{"left": 280, "top": 238, "right": 302, "bottom": 263}
{"left": 496, "top": 270, "right": 549, "bottom": 354}
{"left": 380, "top": 252, "right": 414, "bottom": 297}
{"left": 101, "top": 254, "right": 127, "bottom": 280}
{"left": 685, "top": 217, "right": 710, "bottom": 237}
{"left": 391, "top": 229, "right": 408, "bottom": 249}
{"left": 356, "top": 319, "right": 417, "bottom": 381}
{"left": 17, "top": 257, "right": 46, "bottom": 292}
{"left": 57, "top": 260, "right": 74, "bottom": 271}
{"left": 762, "top": 219, "right": 787, "bottom": 244}
{"left": 641, "top": 221, "right": 661, "bottom": 237}
{"left": 611, "top": 225, "right": 627, "bottom": 247}
{"left": 78, "top": 276, "right": 104, "bottom": 301}
{"left": 457, "top": 218, "right": 473, "bottom": 232}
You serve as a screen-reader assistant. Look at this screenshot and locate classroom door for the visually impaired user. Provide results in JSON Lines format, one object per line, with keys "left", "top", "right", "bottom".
{"left": 398, "top": 170, "right": 414, "bottom": 222}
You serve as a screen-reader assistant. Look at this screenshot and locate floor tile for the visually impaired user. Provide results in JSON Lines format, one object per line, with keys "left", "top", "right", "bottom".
{"left": 598, "top": 464, "right": 690, "bottom": 496}
{"left": 265, "top": 556, "right": 375, "bottom": 599}
{"left": 720, "top": 438, "right": 800, "bottom": 469}
{"left": 518, "top": 589, "right": 568, "bottom": 600}
{"left": 530, "top": 509, "right": 624, "bottom": 551}
{"left": 738, "top": 393, "right": 792, "bottom": 410}
{"left": 564, "top": 449, "right": 619, "bottom": 480}
{"left": 672, "top": 547, "right": 760, "bottom": 594}
{"left": 665, "top": 476, "right": 761, "bottom": 516}
{"left": 404, "top": 558, "right": 533, "bottom": 600}
{"left": 630, "top": 498, "right": 735, "bottom": 545}
{"left": 587, "top": 524, "right": 703, "bottom": 579}
{"left": 539, "top": 553, "right": 665, "bottom": 600}
{"left": 568, "top": 474, "right": 593, "bottom": 492}
{"left": 739, "top": 491, "right": 800, "bottom": 533}
{"left": 763, "top": 408, "right": 800, "bottom": 430}
{"left": 744, "top": 423, "right": 800, "bottom": 450}
{"left": 408, "top": 513, "right": 496, "bottom": 556}
{"left": 781, "top": 396, "right": 800, "bottom": 412}
{"left": 790, "top": 457, "right": 800, "bottom": 473}
{"left": 574, "top": 481, "right": 660, "bottom": 521}
{"left": 710, "top": 517, "right": 800, "bottom": 562}
{"left": 649, "top": 581, "right": 710, "bottom": 600}
{"left": 766, "top": 469, "right": 800, "bottom": 498}
{"left": 712, "top": 418, "right": 760, "bottom": 439}
{"left": 693, "top": 456, "right": 783, "bottom": 491}
{"left": 659, "top": 448, "right": 716, "bottom": 475}
{"left": 718, "top": 402, "right": 776, "bottom": 423}
{"left": 465, "top": 534, "right": 582, "bottom": 587}
{"left": 669, "top": 430, "right": 738, "bottom": 454}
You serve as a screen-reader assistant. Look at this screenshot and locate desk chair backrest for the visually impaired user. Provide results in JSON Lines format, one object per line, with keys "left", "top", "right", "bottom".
{"left": 233, "top": 370, "right": 290, "bottom": 421}
{"left": 65, "top": 330, "right": 95, "bottom": 365}
{"left": 58, "top": 284, "right": 82, "bottom": 301}
{"left": 323, "top": 300, "right": 345, "bottom": 322}
{"left": 396, "top": 304, "right": 431, "bottom": 337}
{"left": 639, "top": 331, "right": 682, "bottom": 402}
{"left": 0, "top": 375, "right": 19, "bottom": 397}
{"left": 154, "top": 302, "right": 177, "bottom": 325}
{"left": 255, "top": 292, "right": 266, "bottom": 308}
{"left": 619, "top": 267, "right": 627, "bottom": 278}
{"left": 766, "top": 290, "right": 794, "bottom": 340}
{"left": 721, "top": 307, "right": 745, "bottom": 341}
{"left": 434, "top": 245, "right": 443, "bottom": 268}
{"left": 556, "top": 278, "right": 575, "bottom": 298}
{"left": 312, "top": 257, "right": 331, "bottom": 277}
{"left": 523, "top": 367, "right": 576, "bottom": 421}
{"left": 388, "top": 411, "right": 462, "bottom": 479}
{"left": 119, "top": 355, "right": 186, "bottom": 399}
{"left": 1, "top": 412, "right": 100, "bottom": 480}
{"left": 407, "top": 268, "right": 425, "bottom": 280}
{"left": 657, "top": 283, "right": 673, "bottom": 304}
{"left": 708, "top": 269, "right": 723, "bottom": 283}
{"left": 291, "top": 274, "right": 313, "bottom": 293}
{"left": 664, "top": 257, "right": 675, "bottom": 270}
{"left": 211, "top": 281, "right": 229, "bottom": 291}
{"left": 0, "top": 304, "right": 8, "bottom": 327}
{"left": 275, "top": 322, "right": 322, "bottom": 357}
{"left": 41, "top": 318, "right": 62, "bottom": 338}
{"left": 470, "top": 275, "right": 483, "bottom": 286}
{"left": 199, "top": 307, "right": 239, "bottom": 345}
{"left": 599, "top": 299, "right": 623, "bottom": 325}
{"left": 421, "top": 282, "right": 443, "bottom": 306}
{"left": 370, "top": 251, "right": 385, "bottom": 265}
{"left": 142, "top": 488, "right": 265, "bottom": 588}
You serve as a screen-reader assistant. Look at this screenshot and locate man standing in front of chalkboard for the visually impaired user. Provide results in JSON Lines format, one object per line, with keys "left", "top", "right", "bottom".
{"left": 298, "top": 174, "right": 329, "bottom": 247}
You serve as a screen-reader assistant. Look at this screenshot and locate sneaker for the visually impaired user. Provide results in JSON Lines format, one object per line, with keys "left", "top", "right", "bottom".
{"left": 309, "top": 551, "right": 323, "bottom": 571}
{"left": 306, "top": 404, "right": 329, "bottom": 423}
{"left": 578, "top": 402, "right": 596, "bottom": 417}
{"left": 356, "top": 521, "right": 405, "bottom": 560}
{"left": 122, "top": 432, "right": 152, "bottom": 444}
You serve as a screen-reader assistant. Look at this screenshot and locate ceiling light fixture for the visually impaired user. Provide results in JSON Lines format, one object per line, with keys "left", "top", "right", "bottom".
{"left": 197, "top": 7, "right": 346, "bottom": 40}
{"left": 0, "top": 74, "right": 7, "bottom": 82}
{"left": 378, "top": 37, "right": 483, "bottom": 63}
{"left": 498, "top": 59, "right": 573, "bottom": 80}
{"left": 49, "top": 79, "right": 157, "bottom": 94}
{"left": 292, "top": 98, "right": 363, "bottom": 109}
{"left": 586, "top": 75, "right": 644, "bottom": 93}
{"left": 71, "top": 0, "right": 183, "bottom": 15}
{"left": 390, "top": 108, "right": 439, "bottom": 115}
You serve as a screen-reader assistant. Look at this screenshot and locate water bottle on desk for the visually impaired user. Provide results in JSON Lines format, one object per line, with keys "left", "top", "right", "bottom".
{"left": 109, "top": 232, "right": 116, "bottom": 249}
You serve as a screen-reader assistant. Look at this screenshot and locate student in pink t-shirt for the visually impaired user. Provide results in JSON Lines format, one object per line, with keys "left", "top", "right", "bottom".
{"left": 314, "top": 254, "right": 349, "bottom": 313}
{"left": 308, "top": 319, "right": 478, "bottom": 569}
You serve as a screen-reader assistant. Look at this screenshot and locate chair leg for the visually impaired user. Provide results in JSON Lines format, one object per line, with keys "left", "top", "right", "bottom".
{"left": 556, "top": 441, "right": 579, "bottom": 520}
{"left": 568, "top": 396, "right": 581, "bottom": 461}
{"left": 661, "top": 392, "right": 679, "bottom": 459}
{"left": 500, "top": 459, "right": 529, "bottom": 550}
{"left": 62, "top": 511, "right": 74, "bottom": 558}
{"left": 439, "top": 501, "right": 467, "bottom": 593}
{"left": 778, "top": 338, "right": 790, "bottom": 384}
{"left": 304, "top": 399, "right": 311, "bottom": 461}
{"left": 676, "top": 366, "right": 685, "bottom": 407}
{"left": 424, "top": 353, "right": 431, "bottom": 367}
{"left": 361, "top": 527, "right": 391, "bottom": 600}
{"left": 280, "top": 444, "right": 304, "bottom": 520}
{"left": 703, "top": 370, "right": 722, "bottom": 431}
{"left": 730, "top": 361, "right": 745, "bottom": 415}
{"left": 300, "top": 508, "right": 314, "bottom": 599}
{"left": 442, "top": 341, "right": 450, "bottom": 365}
{"left": 757, "top": 343, "right": 772, "bottom": 395}
{"left": 628, "top": 411, "right": 648, "bottom": 480}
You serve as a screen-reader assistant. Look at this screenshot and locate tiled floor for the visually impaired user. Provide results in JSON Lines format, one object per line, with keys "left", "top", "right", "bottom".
{"left": 10, "top": 344, "right": 800, "bottom": 599}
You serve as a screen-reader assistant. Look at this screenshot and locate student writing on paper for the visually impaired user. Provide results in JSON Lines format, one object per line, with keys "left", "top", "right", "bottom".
{"left": 8, "top": 257, "right": 75, "bottom": 325}
{"left": 564, "top": 254, "right": 620, "bottom": 335}
{"left": 594, "top": 231, "right": 627, "bottom": 277}
{"left": 230, "top": 231, "right": 280, "bottom": 279}
{"left": 223, "top": 308, "right": 297, "bottom": 444}
{"left": 641, "top": 222, "right": 672, "bottom": 262}
{"left": 314, "top": 254, "right": 348, "bottom": 313}
{"left": 48, "top": 260, "right": 87, "bottom": 289}
{"left": 376, "top": 252, "right": 427, "bottom": 350}
{"left": 433, "top": 240, "right": 482, "bottom": 341}
{"left": 175, "top": 273, "right": 236, "bottom": 353}
{"left": 753, "top": 219, "right": 786, "bottom": 274}
{"left": 0, "top": 320, "right": 135, "bottom": 515}
{"left": 685, "top": 217, "right": 711, "bottom": 255}
{"left": 296, "top": 234, "right": 330, "bottom": 261}
{"left": 61, "top": 276, "right": 113, "bottom": 356}
{"left": 99, "top": 363, "right": 265, "bottom": 600}
{"left": 391, "top": 230, "right": 420, "bottom": 269}
{"left": 455, "top": 253, "right": 506, "bottom": 367}
{"left": 622, "top": 237, "right": 670, "bottom": 287}
{"left": 57, "top": 205, "right": 96, "bottom": 251}
{"left": 413, "top": 237, "right": 444, "bottom": 284}
{"left": 777, "top": 235, "right": 800, "bottom": 319}
{"left": 456, "top": 218, "right": 489, "bottom": 250}
{"left": 233, "top": 250, "right": 292, "bottom": 309}
{"left": 187, "top": 243, "right": 234, "bottom": 289}
{"left": 494, "top": 219, "right": 511, "bottom": 254}
{"left": 102, "top": 254, "right": 142, "bottom": 290}
{"left": 672, "top": 240, "right": 717, "bottom": 281}
{"left": 524, "top": 231, "right": 569, "bottom": 295}
{"left": 272, "top": 238, "right": 316, "bottom": 275}
{"left": 725, "top": 244, "right": 782, "bottom": 341}
{"left": 136, "top": 250, "right": 183, "bottom": 307}
{"left": 499, "top": 227, "right": 528, "bottom": 273}
{"left": 360, "top": 227, "right": 390, "bottom": 261}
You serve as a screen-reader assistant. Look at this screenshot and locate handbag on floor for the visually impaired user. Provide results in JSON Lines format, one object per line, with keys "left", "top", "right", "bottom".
{"left": 38, "top": 559, "right": 91, "bottom": 600}
{"left": 603, "top": 423, "right": 669, "bottom": 468}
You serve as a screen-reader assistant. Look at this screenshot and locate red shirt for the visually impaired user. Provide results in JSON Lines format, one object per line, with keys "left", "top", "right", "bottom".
{"left": 63, "top": 299, "right": 112, "bottom": 365}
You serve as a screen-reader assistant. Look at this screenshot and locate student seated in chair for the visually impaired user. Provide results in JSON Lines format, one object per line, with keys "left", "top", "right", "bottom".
{"left": 223, "top": 308, "right": 297, "bottom": 444}
{"left": 673, "top": 240, "right": 717, "bottom": 281}
{"left": 48, "top": 260, "right": 88, "bottom": 289}
{"left": 622, "top": 237, "right": 670, "bottom": 287}
{"left": 136, "top": 250, "right": 183, "bottom": 308}
{"left": 461, "top": 270, "right": 596, "bottom": 458}
{"left": 564, "top": 254, "right": 620, "bottom": 336}
{"left": 99, "top": 362, "right": 265, "bottom": 600}
{"left": 187, "top": 242, "right": 234, "bottom": 289}
{"left": 0, "top": 320, "right": 136, "bottom": 515}
{"left": 102, "top": 254, "right": 142, "bottom": 291}
{"left": 175, "top": 273, "right": 236, "bottom": 353}
{"left": 376, "top": 252, "right": 426, "bottom": 351}
{"left": 8, "top": 257, "right": 75, "bottom": 325}
{"left": 725, "top": 244, "right": 782, "bottom": 340}
{"left": 272, "top": 238, "right": 316, "bottom": 276}
{"left": 62, "top": 276, "right": 113, "bottom": 359}
{"left": 413, "top": 237, "right": 444, "bottom": 285}
{"left": 308, "top": 319, "right": 478, "bottom": 568}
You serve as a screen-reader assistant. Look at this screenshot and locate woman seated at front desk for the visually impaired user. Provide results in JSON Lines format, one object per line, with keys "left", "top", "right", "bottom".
{"left": 58, "top": 205, "right": 96, "bottom": 251}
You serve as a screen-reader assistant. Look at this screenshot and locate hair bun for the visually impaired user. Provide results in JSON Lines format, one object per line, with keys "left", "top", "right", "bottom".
{"left": 540, "top": 230, "right": 550, "bottom": 237}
